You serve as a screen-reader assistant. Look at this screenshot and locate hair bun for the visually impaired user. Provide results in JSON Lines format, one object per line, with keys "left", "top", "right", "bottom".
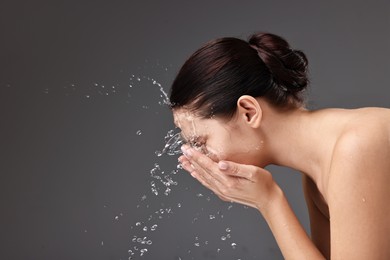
{"left": 248, "top": 32, "right": 309, "bottom": 93}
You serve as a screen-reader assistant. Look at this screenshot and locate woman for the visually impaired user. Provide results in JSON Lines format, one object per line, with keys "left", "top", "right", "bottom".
{"left": 170, "top": 32, "right": 390, "bottom": 259}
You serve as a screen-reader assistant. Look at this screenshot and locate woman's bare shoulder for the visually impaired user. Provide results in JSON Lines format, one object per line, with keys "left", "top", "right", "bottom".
{"left": 325, "top": 107, "right": 390, "bottom": 259}
{"left": 330, "top": 106, "right": 390, "bottom": 172}
{"left": 325, "top": 105, "right": 390, "bottom": 198}
{"left": 328, "top": 106, "right": 390, "bottom": 143}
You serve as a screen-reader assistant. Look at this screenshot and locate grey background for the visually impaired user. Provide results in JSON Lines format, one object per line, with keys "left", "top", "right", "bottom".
{"left": 0, "top": 0, "right": 389, "bottom": 259}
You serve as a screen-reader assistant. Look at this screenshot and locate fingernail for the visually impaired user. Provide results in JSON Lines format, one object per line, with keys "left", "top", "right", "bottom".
{"left": 181, "top": 146, "right": 188, "bottom": 156}
{"left": 218, "top": 161, "right": 228, "bottom": 170}
{"left": 186, "top": 148, "right": 193, "bottom": 157}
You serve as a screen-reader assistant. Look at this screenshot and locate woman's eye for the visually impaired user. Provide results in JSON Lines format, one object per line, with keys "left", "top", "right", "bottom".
{"left": 191, "top": 142, "right": 203, "bottom": 149}
{"left": 188, "top": 137, "right": 208, "bottom": 154}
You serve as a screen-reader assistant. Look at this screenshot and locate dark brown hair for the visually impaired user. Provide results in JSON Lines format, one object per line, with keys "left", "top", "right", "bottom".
{"left": 169, "top": 32, "right": 309, "bottom": 119}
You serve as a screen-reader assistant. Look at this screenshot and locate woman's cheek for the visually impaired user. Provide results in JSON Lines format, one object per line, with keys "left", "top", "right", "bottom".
{"left": 206, "top": 144, "right": 229, "bottom": 162}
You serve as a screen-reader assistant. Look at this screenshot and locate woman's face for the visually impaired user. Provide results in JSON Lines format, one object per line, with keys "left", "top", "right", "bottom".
{"left": 173, "top": 108, "right": 266, "bottom": 166}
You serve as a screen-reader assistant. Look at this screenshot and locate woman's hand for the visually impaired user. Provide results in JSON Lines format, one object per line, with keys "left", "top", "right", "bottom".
{"left": 179, "top": 145, "right": 280, "bottom": 211}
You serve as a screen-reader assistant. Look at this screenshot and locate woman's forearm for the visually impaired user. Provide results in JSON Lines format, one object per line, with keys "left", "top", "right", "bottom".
{"left": 259, "top": 185, "right": 326, "bottom": 260}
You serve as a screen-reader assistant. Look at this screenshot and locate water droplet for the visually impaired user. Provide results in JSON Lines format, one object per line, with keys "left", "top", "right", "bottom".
{"left": 136, "top": 130, "right": 142, "bottom": 135}
{"left": 101, "top": 241, "right": 104, "bottom": 246}
{"left": 136, "top": 222, "right": 141, "bottom": 226}
{"left": 209, "top": 215, "right": 215, "bottom": 220}
{"left": 143, "top": 226, "right": 148, "bottom": 231}
{"left": 114, "top": 216, "right": 119, "bottom": 220}
{"left": 226, "top": 228, "right": 231, "bottom": 232}
{"left": 150, "top": 224, "right": 157, "bottom": 231}
{"left": 221, "top": 236, "right": 226, "bottom": 241}
{"left": 194, "top": 243, "right": 200, "bottom": 247}
{"left": 140, "top": 248, "right": 148, "bottom": 256}
{"left": 85, "top": 95, "right": 90, "bottom": 98}
{"left": 177, "top": 203, "right": 181, "bottom": 208}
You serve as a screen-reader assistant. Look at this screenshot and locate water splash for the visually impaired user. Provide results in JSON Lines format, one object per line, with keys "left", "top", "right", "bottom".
{"left": 74, "top": 67, "right": 241, "bottom": 259}
{"left": 155, "top": 130, "right": 184, "bottom": 157}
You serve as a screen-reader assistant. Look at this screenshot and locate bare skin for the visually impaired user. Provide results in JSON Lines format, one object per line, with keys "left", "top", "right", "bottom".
{"left": 174, "top": 95, "right": 390, "bottom": 259}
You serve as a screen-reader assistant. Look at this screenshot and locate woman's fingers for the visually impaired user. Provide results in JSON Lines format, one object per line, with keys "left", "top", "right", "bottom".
{"left": 182, "top": 145, "right": 216, "bottom": 170}
{"left": 179, "top": 156, "right": 195, "bottom": 175}
{"left": 179, "top": 155, "right": 219, "bottom": 190}
{"left": 218, "top": 161, "right": 262, "bottom": 181}
{"left": 181, "top": 146, "right": 229, "bottom": 184}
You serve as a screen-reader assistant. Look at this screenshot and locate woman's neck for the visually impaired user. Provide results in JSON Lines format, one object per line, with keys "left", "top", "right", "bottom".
{"left": 260, "top": 103, "right": 341, "bottom": 195}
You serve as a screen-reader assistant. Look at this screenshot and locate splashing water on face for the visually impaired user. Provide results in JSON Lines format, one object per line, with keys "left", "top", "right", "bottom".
{"left": 59, "top": 66, "right": 241, "bottom": 259}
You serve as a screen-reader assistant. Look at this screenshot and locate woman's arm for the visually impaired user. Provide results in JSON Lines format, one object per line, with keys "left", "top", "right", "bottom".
{"left": 302, "top": 176, "right": 330, "bottom": 258}
{"left": 262, "top": 184, "right": 325, "bottom": 259}
{"left": 179, "top": 145, "right": 325, "bottom": 259}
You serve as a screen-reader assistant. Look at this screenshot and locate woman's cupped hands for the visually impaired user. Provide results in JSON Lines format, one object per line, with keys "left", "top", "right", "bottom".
{"left": 179, "top": 144, "right": 280, "bottom": 212}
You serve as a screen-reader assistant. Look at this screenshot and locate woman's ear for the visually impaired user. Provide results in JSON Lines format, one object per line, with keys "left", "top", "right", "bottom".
{"left": 236, "top": 95, "right": 262, "bottom": 128}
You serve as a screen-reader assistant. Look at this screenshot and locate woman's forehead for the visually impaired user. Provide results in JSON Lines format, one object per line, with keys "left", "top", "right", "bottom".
{"left": 173, "top": 109, "right": 198, "bottom": 128}
{"left": 173, "top": 110, "right": 210, "bottom": 136}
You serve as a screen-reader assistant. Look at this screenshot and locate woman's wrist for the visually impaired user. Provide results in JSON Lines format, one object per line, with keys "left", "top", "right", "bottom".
{"left": 256, "top": 182, "right": 285, "bottom": 217}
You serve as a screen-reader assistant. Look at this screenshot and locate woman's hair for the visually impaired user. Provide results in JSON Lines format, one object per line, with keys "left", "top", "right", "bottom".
{"left": 169, "top": 32, "right": 309, "bottom": 119}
